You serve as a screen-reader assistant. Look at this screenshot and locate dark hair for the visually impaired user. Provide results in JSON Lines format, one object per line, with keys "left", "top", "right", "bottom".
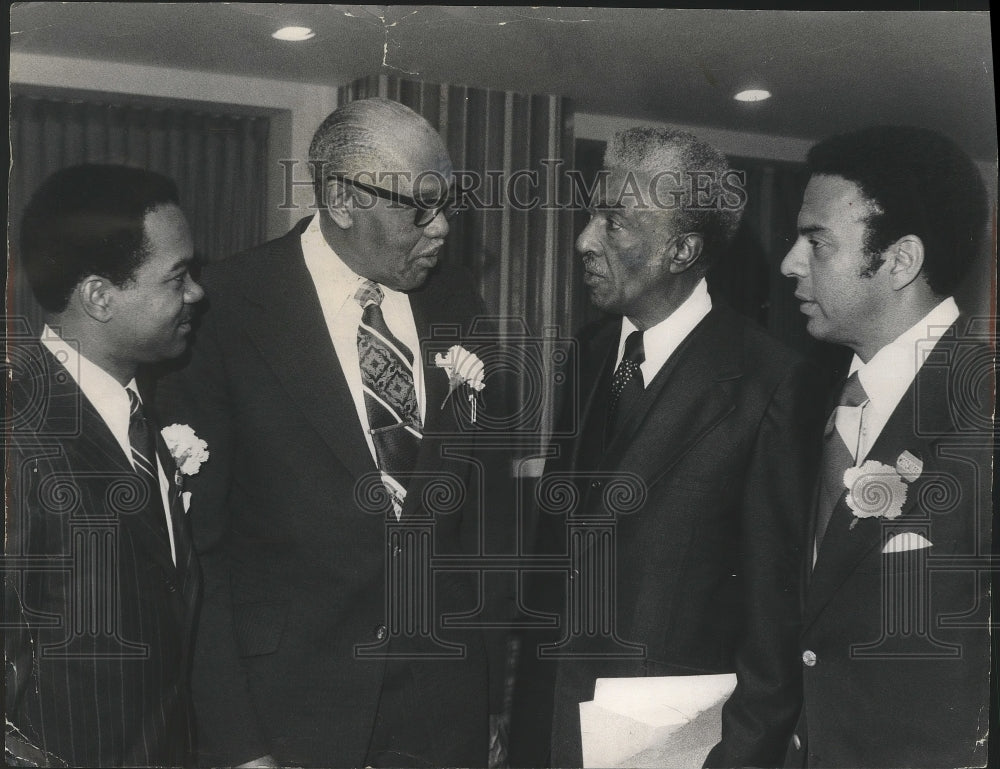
{"left": 20, "top": 164, "right": 180, "bottom": 312}
{"left": 807, "top": 126, "right": 987, "bottom": 296}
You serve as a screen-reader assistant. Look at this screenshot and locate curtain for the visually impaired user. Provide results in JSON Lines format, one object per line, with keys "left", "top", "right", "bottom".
{"left": 339, "top": 76, "right": 577, "bottom": 445}
{"left": 721, "top": 156, "right": 811, "bottom": 344}
{"left": 724, "top": 155, "right": 850, "bottom": 379}
{"left": 8, "top": 92, "right": 270, "bottom": 334}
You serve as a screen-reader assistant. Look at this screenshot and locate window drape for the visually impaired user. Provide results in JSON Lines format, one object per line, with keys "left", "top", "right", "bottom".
{"left": 8, "top": 92, "right": 270, "bottom": 334}
{"left": 339, "top": 75, "right": 577, "bottom": 444}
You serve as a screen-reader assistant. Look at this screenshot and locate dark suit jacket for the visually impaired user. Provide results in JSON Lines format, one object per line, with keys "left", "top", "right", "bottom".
{"left": 4, "top": 346, "right": 198, "bottom": 767}
{"left": 786, "top": 318, "right": 992, "bottom": 768}
{"left": 509, "top": 303, "right": 822, "bottom": 768}
{"left": 156, "top": 219, "right": 493, "bottom": 767}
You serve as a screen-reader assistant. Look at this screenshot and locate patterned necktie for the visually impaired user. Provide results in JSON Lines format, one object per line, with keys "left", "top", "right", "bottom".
{"left": 814, "top": 372, "right": 869, "bottom": 550}
{"left": 356, "top": 280, "right": 423, "bottom": 516}
{"left": 127, "top": 389, "right": 169, "bottom": 538}
{"left": 607, "top": 329, "right": 645, "bottom": 436}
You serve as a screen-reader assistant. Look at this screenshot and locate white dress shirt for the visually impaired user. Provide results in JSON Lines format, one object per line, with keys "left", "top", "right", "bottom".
{"left": 300, "top": 213, "right": 426, "bottom": 465}
{"left": 843, "top": 297, "right": 959, "bottom": 463}
{"left": 41, "top": 325, "right": 176, "bottom": 564}
{"left": 616, "top": 277, "right": 713, "bottom": 383}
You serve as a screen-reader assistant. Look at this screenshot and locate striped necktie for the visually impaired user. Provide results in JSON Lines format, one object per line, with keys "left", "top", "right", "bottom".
{"left": 127, "top": 388, "right": 169, "bottom": 538}
{"left": 356, "top": 280, "right": 423, "bottom": 516}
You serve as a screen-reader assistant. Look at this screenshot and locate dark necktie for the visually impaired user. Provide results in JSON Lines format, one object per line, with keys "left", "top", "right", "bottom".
{"left": 814, "top": 372, "right": 869, "bottom": 550}
{"left": 607, "top": 329, "right": 645, "bottom": 436}
{"left": 356, "top": 280, "right": 423, "bottom": 515}
{"left": 127, "top": 389, "right": 169, "bottom": 539}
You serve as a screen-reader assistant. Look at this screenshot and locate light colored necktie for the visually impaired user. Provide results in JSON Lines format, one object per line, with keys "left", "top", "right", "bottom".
{"left": 814, "top": 372, "right": 869, "bottom": 550}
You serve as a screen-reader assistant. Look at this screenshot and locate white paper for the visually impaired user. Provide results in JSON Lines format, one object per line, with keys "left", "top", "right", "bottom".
{"left": 579, "top": 673, "right": 737, "bottom": 768}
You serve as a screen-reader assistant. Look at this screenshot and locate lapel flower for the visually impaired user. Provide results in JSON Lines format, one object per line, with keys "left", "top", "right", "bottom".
{"left": 434, "top": 344, "right": 485, "bottom": 423}
{"left": 161, "top": 423, "right": 210, "bottom": 477}
{"left": 844, "top": 459, "right": 907, "bottom": 529}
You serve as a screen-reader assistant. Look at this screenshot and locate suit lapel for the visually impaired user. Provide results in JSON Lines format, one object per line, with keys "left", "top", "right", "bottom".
{"left": 804, "top": 331, "right": 955, "bottom": 628}
{"left": 239, "top": 224, "right": 376, "bottom": 484}
{"left": 35, "top": 349, "right": 180, "bottom": 579}
{"left": 144, "top": 381, "right": 200, "bottom": 631}
{"left": 411, "top": 286, "right": 454, "bottom": 438}
{"left": 401, "top": 277, "right": 467, "bottom": 517}
{"left": 600, "top": 308, "right": 740, "bottom": 485}
{"left": 570, "top": 320, "right": 619, "bottom": 473}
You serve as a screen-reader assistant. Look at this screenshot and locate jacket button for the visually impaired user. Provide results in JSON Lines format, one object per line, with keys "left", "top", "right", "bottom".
{"left": 792, "top": 734, "right": 802, "bottom": 750}
{"left": 375, "top": 624, "right": 387, "bottom": 641}
{"left": 802, "top": 649, "right": 817, "bottom": 667}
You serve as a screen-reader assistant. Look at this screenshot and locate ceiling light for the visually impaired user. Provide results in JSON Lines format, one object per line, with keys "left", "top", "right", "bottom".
{"left": 734, "top": 89, "right": 771, "bottom": 103}
{"left": 272, "top": 26, "right": 315, "bottom": 41}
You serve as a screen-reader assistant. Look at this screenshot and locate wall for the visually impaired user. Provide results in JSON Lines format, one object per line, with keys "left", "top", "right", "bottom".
{"left": 575, "top": 111, "right": 814, "bottom": 162}
{"left": 577, "top": 110, "right": 997, "bottom": 318}
{"left": 576, "top": 111, "right": 998, "bottom": 198}
{"left": 9, "top": 52, "right": 340, "bottom": 238}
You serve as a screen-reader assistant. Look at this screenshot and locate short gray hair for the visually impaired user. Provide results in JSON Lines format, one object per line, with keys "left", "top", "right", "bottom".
{"left": 605, "top": 126, "right": 744, "bottom": 262}
{"left": 308, "top": 97, "right": 445, "bottom": 199}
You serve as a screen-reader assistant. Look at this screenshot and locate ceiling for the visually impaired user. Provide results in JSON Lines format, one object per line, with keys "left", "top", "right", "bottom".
{"left": 10, "top": 4, "right": 997, "bottom": 160}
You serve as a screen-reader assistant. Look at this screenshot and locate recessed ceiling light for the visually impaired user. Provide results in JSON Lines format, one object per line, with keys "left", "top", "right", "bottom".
{"left": 273, "top": 26, "right": 315, "bottom": 41}
{"left": 734, "top": 89, "right": 771, "bottom": 103}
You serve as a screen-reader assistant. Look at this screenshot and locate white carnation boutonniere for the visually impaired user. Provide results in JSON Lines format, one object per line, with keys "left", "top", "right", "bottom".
{"left": 843, "top": 459, "right": 907, "bottom": 529}
{"left": 161, "top": 424, "right": 210, "bottom": 484}
{"left": 434, "top": 344, "right": 485, "bottom": 424}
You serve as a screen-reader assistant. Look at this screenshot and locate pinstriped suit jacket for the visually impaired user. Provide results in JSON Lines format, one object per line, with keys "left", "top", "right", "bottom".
{"left": 4, "top": 345, "right": 199, "bottom": 767}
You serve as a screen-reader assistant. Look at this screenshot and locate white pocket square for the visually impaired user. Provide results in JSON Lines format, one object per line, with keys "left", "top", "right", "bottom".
{"left": 181, "top": 491, "right": 192, "bottom": 514}
{"left": 882, "top": 532, "right": 933, "bottom": 553}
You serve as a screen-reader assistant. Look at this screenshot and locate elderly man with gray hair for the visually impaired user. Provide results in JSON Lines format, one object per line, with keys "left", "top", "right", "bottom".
{"left": 159, "top": 97, "right": 493, "bottom": 768}
{"left": 509, "top": 126, "right": 821, "bottom": 768}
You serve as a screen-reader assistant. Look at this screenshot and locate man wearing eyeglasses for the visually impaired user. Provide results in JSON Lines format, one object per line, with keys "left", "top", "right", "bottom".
{"left": 157, "top": 98, "right": 491, "bottom": 768}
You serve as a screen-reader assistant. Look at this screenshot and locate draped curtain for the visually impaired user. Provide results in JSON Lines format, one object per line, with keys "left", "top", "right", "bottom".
{"left": 339, "top": 76, "right": 577, "bottom": 445}
{"left": 8, "top": 92, "right": 270, "bottom": 334}
{"left": 718, "top": 155, "right": 812, "bottom": 348}
{"left": 722, "top": 155, "right": 850, "bottom": 378}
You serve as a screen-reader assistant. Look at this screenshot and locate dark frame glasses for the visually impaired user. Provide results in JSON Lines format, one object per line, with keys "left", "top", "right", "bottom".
{"left": 327, "top": 174, "right": 457, "bottom": 227}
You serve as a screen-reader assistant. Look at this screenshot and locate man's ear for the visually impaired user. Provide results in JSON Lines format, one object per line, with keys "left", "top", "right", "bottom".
{"left": 324, "top": 179, "right": 354, "bottom": 230}
{"left": 886, "top": 235, "right": 925, "bottom": 290}
{"left": 667, "top": 233, "right": 705, "bottom": 274}
{"left": 77, "top": 276, "right": 114, "bottom": 323}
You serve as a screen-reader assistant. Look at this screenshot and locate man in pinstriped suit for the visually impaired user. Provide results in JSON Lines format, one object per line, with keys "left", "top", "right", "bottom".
{"left": 4, "top": 165, "right": 204, "bottom": 766}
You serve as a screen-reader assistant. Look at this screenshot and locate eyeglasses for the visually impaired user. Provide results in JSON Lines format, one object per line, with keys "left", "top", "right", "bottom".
{"left": 327, "top": 174, "right": 458, "bottom": 227}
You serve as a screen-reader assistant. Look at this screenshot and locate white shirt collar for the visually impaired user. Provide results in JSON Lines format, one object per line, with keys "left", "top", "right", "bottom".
{"left": 300, "top": 213, "right": 368, "bottom": 310}
{"left": 40, "top": 324, "right": 138, "bottom": 464}
{"left": 40, "top": 325, "right": 177, "bottom": 564}
{"left": 618, "top": 277, "right": 713, "bottom": 384}
{"left": 849, "top": 297, "right": 959, "bottom": 460}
